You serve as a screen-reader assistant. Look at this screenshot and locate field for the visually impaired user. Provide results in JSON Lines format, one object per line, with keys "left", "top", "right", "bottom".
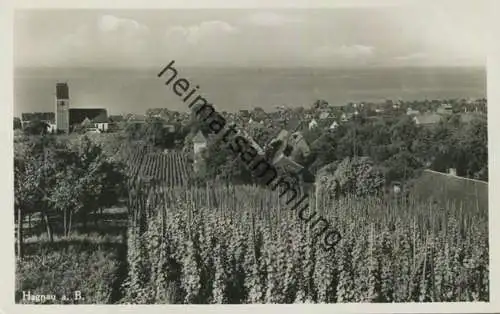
{"left": 123, "top": 147, "right": 193, "bottom": 186}
{"left": 110, "top": 138, "right": 489, "bottom": 303}
{"left": 121, "top": 178, "right": 489, "bottom": 303}
{"left": 15, "top": 207, "right": 128, "bottom": 304}
{"left": 15, "top": 138, "right": 489, "bottom": 304}
{"left": 411, "top": 169, "right": 488, "bottom": 214}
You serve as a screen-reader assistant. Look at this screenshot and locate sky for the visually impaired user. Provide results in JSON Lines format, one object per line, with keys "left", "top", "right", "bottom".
{"left": 14, "top": 2, "right": 488, "bottom": 68}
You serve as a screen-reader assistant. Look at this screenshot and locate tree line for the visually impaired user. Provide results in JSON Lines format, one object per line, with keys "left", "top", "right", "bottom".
{"left": 14, "top": 135, "right": 126, "bottom": 259}
{"left": 197, "top": 113, "right": 487, "bottom": 186}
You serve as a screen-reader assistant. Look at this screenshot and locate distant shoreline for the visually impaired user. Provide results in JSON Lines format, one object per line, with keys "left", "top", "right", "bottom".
{"left": 14, "top": 65, "right": 487, "bottom": 71}
{"left": 14, "top": 66, "right": 487, "bottom": 117}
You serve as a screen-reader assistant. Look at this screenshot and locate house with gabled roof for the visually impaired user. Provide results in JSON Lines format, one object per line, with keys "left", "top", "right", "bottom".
{"left": 193, "top": 130, "right": 207, "bottom": 155}
{"left": 329, "top": 120, "right": 339, "bottom": 130}
{"left": 237, "top": 129, "right": 265, "bottom": 156}
{"left": 109, "top": 115, "right": 124, "bottom": 123}
{"left": 69, "top": 108, "right": 107, "bottom": 126}
{"left": 437, "top": 104, "right": 453, "bottom": 115}
{"left": 81, "top": 117, "right": 92, "bottom": 128}
{"left": 413, "top": 113, "right": 442, "bottom": 127}
{"left": 308, "top": 118, "right": 318, "bottom": 129}
{"left": 126, "top": 113, "right": 147, "bottom": 122}
{"left": 273, "top": 153, "right": 304, "bottom": 176}
{"left": 406, "top": 107, "right": 420, "bottom": 116}
{"left": 192, "top": 130, "right": 208, "bottom": 173}
{"left": 267, "top": 129, "right": 310, "bottom": 173}
{"left": 289, "top": 131, "right": 311, "bottom": 158}
{"left": 319, "top": 111, "right": 330, "bottom": 120}
{"left": 92, "top": 113, "right": 110, "bottom": 132}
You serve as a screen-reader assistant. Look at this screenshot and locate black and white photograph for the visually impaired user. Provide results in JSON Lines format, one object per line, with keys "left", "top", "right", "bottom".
{"left": 6, "top": 0, "right": 497, "bottom": 309}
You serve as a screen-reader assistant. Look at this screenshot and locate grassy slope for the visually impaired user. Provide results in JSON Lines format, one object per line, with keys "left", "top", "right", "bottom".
{"left": 15, "top": 207, "right": 129, "bottom": 304}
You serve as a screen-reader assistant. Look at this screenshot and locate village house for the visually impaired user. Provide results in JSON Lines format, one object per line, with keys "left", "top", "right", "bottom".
{"left": 69, "top": 108, "right": 108, "bottom": 132}
{"left": 192, "top": 130, "right": 208, "bottom": 173}
{"left": 268, "top": 129, "right": 311, "bottom": 167}
{"left": 406, "top": 107, "right": 420, "bottom": 116}
{"left": 164, "top": 124, "right": 176, "bottom": 133}
{"left": 237, "top": 129, "right": 266, "bottom": 156}
{"left": 125, "top": 113, "right": 147, "bottom": 122}
{"left": 288, "top": 131, "right": 311, "bottom": 158}
{"left": 272, "top": 153, "right": 304, "bottom": 181}
{"left": 319, "top": 111, "right": 330, "bottom": 120}
{"left": 329, "top": 120, "right": 339, "bottom": 130}
{"left": 81, "top": 117, "right": 92, "bottom": 128}
{"left": 239, "top": 109, "right": 250, "bottom": 118}
{"left": 109, "top": 115, "right": 124, "bottom": 123}
{"left": 93, "top": 114, "right": 109, "bottom": 132}
{"left": 413, "top": 113, "right": 442, "bottom": 127}
{"left": 341, "top": 113, "right": 352, "bottom": 122}
{"left": 437, "top": 104, "right": 454, "bottom": 115}
{"left": 270, "top": 129, "right": 290, "bottom": 145}
{"left": 192, "top": 130, "right": 207, "bottom": 155}
{"left": 308, "top": 118, "right": 318, "bottom": 129}
{"left": 448, "top": 168, "right": 457, "bottom": 176}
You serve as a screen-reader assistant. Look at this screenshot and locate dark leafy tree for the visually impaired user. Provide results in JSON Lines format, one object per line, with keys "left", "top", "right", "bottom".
{"left": 197, "top": 136, "right": 253, "bottom": 184}
{"left": 14, "top": 117, "right": 22, "bottom": 130}
{"left": 23, "top": 119, "right": 50, "bottom": 135}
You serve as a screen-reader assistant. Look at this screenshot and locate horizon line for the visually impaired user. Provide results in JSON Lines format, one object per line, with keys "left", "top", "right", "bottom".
{"left": 14, "top": 64, "right": 487, "bottom": 70}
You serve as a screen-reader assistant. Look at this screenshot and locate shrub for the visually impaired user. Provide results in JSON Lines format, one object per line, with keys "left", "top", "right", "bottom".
{"left": 16, "top": 241, "right": 120, "bottom": 304}
{"left": 316, "top": 156, "right": 385, "bottom": 198}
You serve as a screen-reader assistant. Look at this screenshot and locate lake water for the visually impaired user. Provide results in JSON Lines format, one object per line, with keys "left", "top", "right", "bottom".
{"left": 14, "top": 66, "right": 486, "bottom": 117}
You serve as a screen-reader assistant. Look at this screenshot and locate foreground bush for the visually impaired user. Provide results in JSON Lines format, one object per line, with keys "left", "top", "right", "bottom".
{"left": 15, "top": 236, "right": 122, "bottom": 304}
{"left": 316, "top": 156, "right": 385, "bottom": 199}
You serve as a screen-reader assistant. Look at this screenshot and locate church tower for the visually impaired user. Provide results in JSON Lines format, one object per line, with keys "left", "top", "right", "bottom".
{"left": 55, "top": 82, "right": 70, "bottom": 133}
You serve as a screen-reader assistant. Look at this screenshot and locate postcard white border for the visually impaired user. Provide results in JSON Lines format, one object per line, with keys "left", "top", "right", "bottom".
{"left": 1, "top": 0, "right": 498, "bottom": 313}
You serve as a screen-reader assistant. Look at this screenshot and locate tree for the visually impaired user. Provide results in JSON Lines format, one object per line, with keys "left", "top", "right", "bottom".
{"left": 248, "top": 126, "right": 273, "bottom": 148}
{"left": 308, "top": 133, "right": 337, "bottom": 173}
{"left": 125, "top": 122, "right": 145, "bottom": 141}
{"left": 380, "top": 150, "right": 422, "bottom": 184}
{"left": 316, "top": 156, "right": 385, "bottom": 199}
{"left": 14, "top": 135, "right": 60, "bottom": 244}
{"left": 452, "top": 116, "right": 487, "bottom": 179}
{"left": 48, "top": 136, "right": 126, "bottom": 235}
{"left": 422, "top": 114, "right": 488, "bottom": 181}
{"left": 14, "top": 117, "right": 22, "bottom": 130}
{"left": 196, "top": 135, "right": 254, "bottom": 184}
{"left": 15, "top": 134, "right": 127, "bottom": 241}
{"left": 14, "top": 156, "right": 46, "bottom": 258}
{"left": 23, "top": 119, "right": 50, "bottom": 135}
{"left": 389, "top": 115, "right": 421, "bottom": 151}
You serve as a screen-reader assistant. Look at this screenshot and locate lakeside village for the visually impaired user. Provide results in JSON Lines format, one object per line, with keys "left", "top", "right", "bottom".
{"left": 15, "top": 82, "right": 488, "bottom": 193}
{"left": 15, "top": 83, "right": 489, "bottom": 304}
